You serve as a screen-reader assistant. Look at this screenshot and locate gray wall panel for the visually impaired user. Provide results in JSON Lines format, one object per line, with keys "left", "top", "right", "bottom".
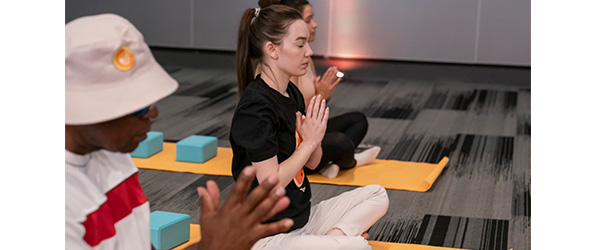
{"left": 477, "top": 0, "right": 531, "bottom": 66}
{"left": 191, "top": 1, "right": 249, "bottom": 50}
{"left": 329, "top": 0, "right": 479, "bottom": 63}
{"left": 65, "top": 0, "right": 192, "bottom": 47}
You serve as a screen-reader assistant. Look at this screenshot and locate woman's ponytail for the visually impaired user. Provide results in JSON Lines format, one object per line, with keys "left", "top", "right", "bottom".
{"left": 236, "top": 9, "right": 256, "bottom": 101}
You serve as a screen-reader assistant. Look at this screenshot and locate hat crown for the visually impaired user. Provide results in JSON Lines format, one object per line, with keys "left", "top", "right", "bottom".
{"left": 65, "top": 13, "right": 178, "bottom": 125}
{"left": 65, "top": 14, "right": 149, "bottom": 91}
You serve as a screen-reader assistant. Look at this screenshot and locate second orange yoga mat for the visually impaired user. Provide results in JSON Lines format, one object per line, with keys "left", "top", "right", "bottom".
{"left": 133, "top": 142, "right": 448, "bottom": 192}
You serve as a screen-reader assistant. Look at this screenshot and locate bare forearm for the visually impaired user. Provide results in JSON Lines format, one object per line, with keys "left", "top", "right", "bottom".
{"left": 305, "top": 144, "right": 322, "bottom": 170}
{"left": 278, "top": 141, "right": 318, "bottom": 186}
{"left": 258, "top": 141, "right": 317, "bottom": 189}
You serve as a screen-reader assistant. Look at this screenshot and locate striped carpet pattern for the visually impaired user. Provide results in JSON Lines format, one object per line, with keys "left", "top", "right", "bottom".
{"left": 139, "top": 49, "right": 530, "bottom": 250}
{"left": 414, "top": 215, "right": 509, "bottom": 250}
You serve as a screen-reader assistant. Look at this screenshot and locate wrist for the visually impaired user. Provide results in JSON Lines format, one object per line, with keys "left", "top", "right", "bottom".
{"left": 300, "top": 140, "right": 320, "bottom": 151}
{"left": 315, "top": 91, "right": 330, "bottom": 101}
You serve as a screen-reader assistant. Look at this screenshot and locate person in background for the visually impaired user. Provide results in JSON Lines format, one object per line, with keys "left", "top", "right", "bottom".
{"left": 258, "top": 0, "right": 381, "bottom": 178}
{"left": 231, "top": 5, "right": 389, "bottom": 250}
{"left": 65, "top": 13, "right": 291, "bottom": 250}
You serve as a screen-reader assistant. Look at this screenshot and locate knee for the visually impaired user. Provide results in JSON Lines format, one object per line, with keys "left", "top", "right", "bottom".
{"left": 325, "top": 132, "right": 355, "bottom": 154}
{"left": 365, "top": 184, "right": 389, "bottom": 210}
{"left": 349, "top": 112, "right": 368, "bottom": 129}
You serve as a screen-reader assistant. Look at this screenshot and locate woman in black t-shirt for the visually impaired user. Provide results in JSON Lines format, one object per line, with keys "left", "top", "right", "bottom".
{"left": 230, "top": 4, "right": 389, "bottom": 250}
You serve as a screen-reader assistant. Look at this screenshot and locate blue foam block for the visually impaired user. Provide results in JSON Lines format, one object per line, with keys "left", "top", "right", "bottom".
{"left": 176, "top": 135, "right": 218, "bottom": 163}
{"left": 130, "top": 131, "right": 163, "bottom": 158}
{"left": 150, "top": 211, "right": 190, "bottom": 250}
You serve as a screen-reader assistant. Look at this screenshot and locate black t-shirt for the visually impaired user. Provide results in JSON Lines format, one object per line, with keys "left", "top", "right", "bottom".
{"left": 230, "top": 75, "right": 311, "bottom": 231}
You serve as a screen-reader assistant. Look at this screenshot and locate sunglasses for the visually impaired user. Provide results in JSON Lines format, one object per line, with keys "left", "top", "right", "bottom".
{"left": 130, "top": 104, "right": 155, "bottom": 117}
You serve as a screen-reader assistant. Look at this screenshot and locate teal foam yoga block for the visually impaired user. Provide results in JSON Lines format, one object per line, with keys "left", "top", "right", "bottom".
{"left": 150, "top": 211, "right": 190, "bottom": 250}
{"left": 176, "top": 135, "right": 218, "bottom": 163}
{"left": 130, "top": 131, "right": 163, "bottom": 158}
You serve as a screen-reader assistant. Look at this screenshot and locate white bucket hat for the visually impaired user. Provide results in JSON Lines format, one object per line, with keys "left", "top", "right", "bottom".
{"left": 65, "top": 13, "right": 178, "bottom": 125}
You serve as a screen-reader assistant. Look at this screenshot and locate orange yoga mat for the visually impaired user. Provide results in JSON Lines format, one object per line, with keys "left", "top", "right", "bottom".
{"left": 133, "top": 142, "right": 448, "bottom": 192}
{"left": 133, "top": 143, "right": 233, "bottom": 176}
{"left": 173, "top": 224, "right": 466, "bottom": 250}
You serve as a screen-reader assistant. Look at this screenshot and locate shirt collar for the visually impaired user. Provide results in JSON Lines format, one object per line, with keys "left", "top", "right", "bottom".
{"left": 65, "top": 149, "right": 92, "bottom": 167}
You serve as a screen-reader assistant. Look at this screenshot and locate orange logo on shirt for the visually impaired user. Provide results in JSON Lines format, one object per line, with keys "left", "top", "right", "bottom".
{"left": 113, "top": 46, "right": 135, "bottom": 71}
{"left": 293, "top": 168, "right": 305, "bottom": 188}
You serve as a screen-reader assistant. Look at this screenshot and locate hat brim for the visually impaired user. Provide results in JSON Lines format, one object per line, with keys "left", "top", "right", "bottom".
{"left": 66, "top": 61, "right": 178, "bottom": 125}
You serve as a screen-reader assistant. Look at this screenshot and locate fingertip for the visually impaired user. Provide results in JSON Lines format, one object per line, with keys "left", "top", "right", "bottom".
{"left": 206, "top": 179, "right": 218, "bottom": 189}
{"left": 280, "top": 196, "right": 290, "bottom": 206}
{"left": 275, "top": 187, "right": 285, "bottom": 197}
{"left": 264, "top": 218, "right": 294, "bottom": 237}
{"left": 267, "top": 175, "right": 279, "bottom": 185}
{"left": 242, "top": 166, "right": 256, "bottom": 177}
{"left": 197, "top": 187, "right": 209, "bottom": 202}
{"left": 284, "top": 218, "right": 294, "bottom": 228}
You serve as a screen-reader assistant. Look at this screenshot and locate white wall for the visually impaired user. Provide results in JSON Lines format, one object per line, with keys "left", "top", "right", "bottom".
{"left": 65, "top": 0, "right": 530, "bottom": 66}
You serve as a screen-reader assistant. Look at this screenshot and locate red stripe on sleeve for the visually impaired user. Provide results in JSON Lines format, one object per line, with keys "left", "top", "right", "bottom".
{"left": 82, "top": 173, "right": 148, "bottom": 247}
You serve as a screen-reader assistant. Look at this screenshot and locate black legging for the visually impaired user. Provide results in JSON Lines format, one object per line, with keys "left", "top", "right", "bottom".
{"left": 305, "top": 111, "right": 368, "bottom": 174}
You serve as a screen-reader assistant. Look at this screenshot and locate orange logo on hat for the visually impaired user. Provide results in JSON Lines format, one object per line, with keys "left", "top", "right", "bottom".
{"left": 113, "top": 46, "right": 135, "bottom": 70}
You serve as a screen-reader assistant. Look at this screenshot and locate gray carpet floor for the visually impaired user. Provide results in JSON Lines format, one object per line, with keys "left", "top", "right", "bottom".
{"left": 139, "top": 48, "right": 531, "bottom": 250}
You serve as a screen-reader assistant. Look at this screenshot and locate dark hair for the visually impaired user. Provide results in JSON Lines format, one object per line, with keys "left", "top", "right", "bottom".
{"left": 259, "top": 0, "right": 310, "bottom": 12}
{"left": 236, "top": 5, "right": 303, "bottom": 100}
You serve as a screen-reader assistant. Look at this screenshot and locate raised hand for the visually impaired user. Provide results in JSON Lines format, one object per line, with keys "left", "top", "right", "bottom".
{"left": 195, "top": 167, "right": 292, "bottom": 250}
{"left": 296, "top": 94, "right": 329, "bottom": 148}
{"left": 314, "top": 66, "right": 342, "bottom": 101}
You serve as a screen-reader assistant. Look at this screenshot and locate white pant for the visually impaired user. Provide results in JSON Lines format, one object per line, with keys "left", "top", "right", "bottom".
{"left": 251, "top": 185, "right": 389, "bottom": 250}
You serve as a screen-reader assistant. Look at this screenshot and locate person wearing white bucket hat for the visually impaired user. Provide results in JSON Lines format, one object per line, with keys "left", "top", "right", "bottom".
{"left": 65, "top": 13, "right": 292, "bottom": 250}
